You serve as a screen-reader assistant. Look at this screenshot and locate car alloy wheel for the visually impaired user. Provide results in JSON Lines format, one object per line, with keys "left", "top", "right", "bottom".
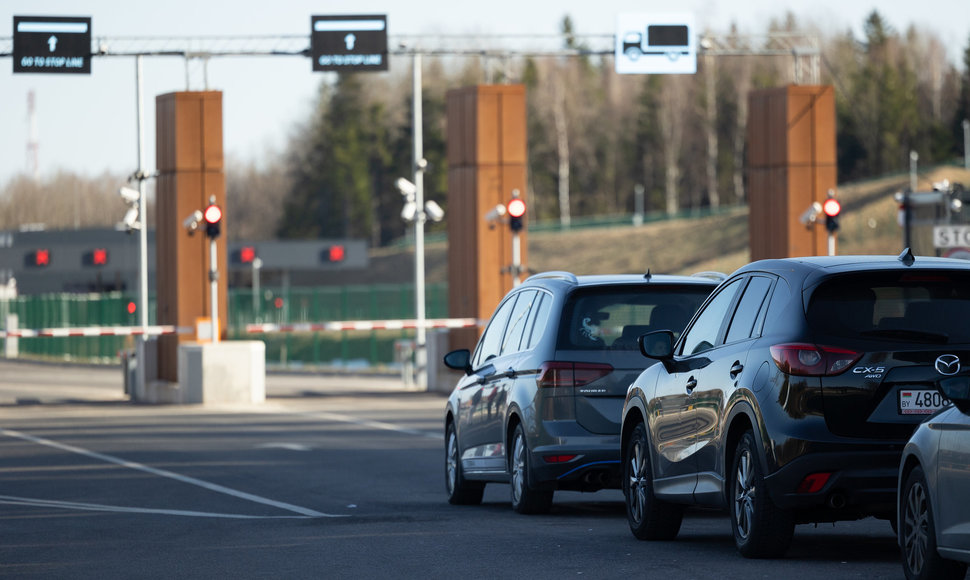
{"left": 900, "top": 466, "right": 967, "bottom": 579}
{"left": 623, "top": 422, "right": 682, "bottom": 540}
{"left": 445, "top": 422, "right": 484, "bottom": 505}
{"left": 510, "top": 424, "right": 553, "bottom": 514}
{"left": 730, "top": 431, "right": 794, "bottom": 558}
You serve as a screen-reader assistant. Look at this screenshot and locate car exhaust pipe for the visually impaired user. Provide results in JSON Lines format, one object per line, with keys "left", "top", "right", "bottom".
{"left": 828, "top": 493, "right": 847, "bottom": 509}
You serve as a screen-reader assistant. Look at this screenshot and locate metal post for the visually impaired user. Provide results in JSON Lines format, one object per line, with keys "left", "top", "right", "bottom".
{"left": 412, "top": 50, "right": 427, "bottom": 390}
{"left": 633, "top": 184, "right": 644, "bottom": 227}
{"left": 135, "top": 55, "right": 149, "bottom": 339}
{"left": 209, "top": 236, "right": 219, "bottom": 344}
{"left": 910, "top": 150, "right": 919, "bottom": 193}
{"left": 963, "top": 119, "right": 970, "bottom": 171}
{"left": 252, "top": 257, "right": 262, "bottom": 323}
{"left": 827, "top": 232, "right": 836, "bottom": 256}
{"left": 512, "top": 232, "right": 522, "bottom": 287}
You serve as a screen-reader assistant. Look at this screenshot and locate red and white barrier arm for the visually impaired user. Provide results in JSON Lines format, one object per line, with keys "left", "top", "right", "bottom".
{"left": 0, "top": 325, "right": 191, "bottom": 338}
{"left": 245, "top": 318, "right": 482, "bottom": 334}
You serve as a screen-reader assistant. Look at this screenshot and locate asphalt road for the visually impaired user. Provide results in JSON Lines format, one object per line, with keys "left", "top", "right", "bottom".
{"left": 0, "top": 360, "right": 910, "bottom": 579}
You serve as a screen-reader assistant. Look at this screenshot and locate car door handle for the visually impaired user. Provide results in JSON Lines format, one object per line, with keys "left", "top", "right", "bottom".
{"left": 504, "top": 368, "right": 516, "bottom": 378}
{"left": 685, "top": 377, "right": 697, "bottom": 393}
{"left": 730, "top": 361, "right": 744, "bottom": 379}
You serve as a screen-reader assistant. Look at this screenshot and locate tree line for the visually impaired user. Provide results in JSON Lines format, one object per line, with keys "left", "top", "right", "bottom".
{"left": 3, "top": 11, "right": 969, "bottom": 244}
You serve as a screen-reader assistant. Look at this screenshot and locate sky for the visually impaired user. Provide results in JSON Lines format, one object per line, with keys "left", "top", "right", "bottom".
{"left": 1, "top": 0, "right": 968, "bottom": 189}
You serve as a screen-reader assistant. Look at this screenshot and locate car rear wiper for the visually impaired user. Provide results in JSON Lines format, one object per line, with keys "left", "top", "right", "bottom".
{"left": 859, "top": 328, "right": 950, "bottom": 344}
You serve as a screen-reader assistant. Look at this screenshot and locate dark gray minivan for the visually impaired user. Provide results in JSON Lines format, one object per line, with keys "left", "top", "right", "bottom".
{"left": 443, "top": 271, "right": 717, "bottom": 513}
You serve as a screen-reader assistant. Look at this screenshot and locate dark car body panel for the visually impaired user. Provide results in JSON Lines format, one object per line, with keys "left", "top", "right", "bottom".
{"left": 445, "top": 272, "right": 718, "bottom": 495}
{"left": 622, "top": 255, "right": 970, "bottom": 523}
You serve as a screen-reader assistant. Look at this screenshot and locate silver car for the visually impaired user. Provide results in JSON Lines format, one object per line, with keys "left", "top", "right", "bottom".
{"left": 898, "top": 373, "right": 970, "bottom": 579}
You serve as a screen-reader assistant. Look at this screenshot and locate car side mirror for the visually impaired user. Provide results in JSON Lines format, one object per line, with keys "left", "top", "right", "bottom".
{"left": 443, "top": 349, "right": 473, "bottom": 375}
{"left": 639, "top": 330, "right": 675, "bottom": 360}
{"left": 937, "top": 375, "right": 970, "bottom": 415}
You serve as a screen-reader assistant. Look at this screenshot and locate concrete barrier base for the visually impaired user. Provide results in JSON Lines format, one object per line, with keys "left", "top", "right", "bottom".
{"left": 177, "top": 341, "right": 266, "bottom": 405}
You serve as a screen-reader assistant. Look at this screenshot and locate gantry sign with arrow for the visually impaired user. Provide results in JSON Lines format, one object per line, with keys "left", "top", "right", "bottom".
{"left": 310, "top": 14, "right": 388, "bottom": 72}
{"left": 13, "top": 16, "right": 92, "bottom": 74}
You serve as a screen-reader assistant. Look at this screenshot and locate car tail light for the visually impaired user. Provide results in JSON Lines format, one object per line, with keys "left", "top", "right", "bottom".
{"left": 796, "top": 472, "right": 832, "bottom": 494}
{"left": 543, "top": 455, "right": 578, "bottom": 463}
{"left": 536, "top": 361, "right": 613, "bottom": 388}
{"left": 770, "top": 343, "right": 861, "bottom": 376}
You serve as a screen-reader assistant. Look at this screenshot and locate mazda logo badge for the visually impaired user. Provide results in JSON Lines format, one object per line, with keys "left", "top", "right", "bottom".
{"left": 935, "top": 354, "right": 961, "bottom": 376}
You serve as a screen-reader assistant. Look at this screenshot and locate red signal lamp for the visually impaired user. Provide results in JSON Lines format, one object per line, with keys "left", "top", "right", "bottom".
{"left": 822, "top": 198, "right": 841, "bottom": 218}
{"left": 507, "top": 198, "right": 526, "bottom": 218}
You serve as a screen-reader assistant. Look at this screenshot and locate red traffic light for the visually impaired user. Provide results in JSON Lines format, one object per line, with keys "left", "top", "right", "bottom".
{"left": 507, "top": 198, "right": 526, "bottom": 218}
{"left": 34, "top": 249, "right": 50, "bottom": 267}
{"left": 822, "top": 198, "right": 841, "bottom": 218}
{"left": 325, "top": 245, "right": 345, "bottom": 262}
{"left": 127, "top": 301, "right": 137, "bottom": 315}
{"left": 203, "top": 204, "right": 223, "bottom": 224}
{"left": 93, "top": 248, "right": 108, "bottom": 266}
{"left": 240, "top": 246, "right": 256, "bottom": 264}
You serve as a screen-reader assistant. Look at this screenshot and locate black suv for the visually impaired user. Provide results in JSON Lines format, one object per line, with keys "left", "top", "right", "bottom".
{"left": 620, "top": 252, "right": 970, "bottom": 558}
{"left": 443, "top": 271, "right": 718, "bottom": 513}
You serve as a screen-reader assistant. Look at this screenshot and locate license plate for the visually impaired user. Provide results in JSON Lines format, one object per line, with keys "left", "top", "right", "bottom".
{"left": 899, "top": 389, "right": 951, "bottom": 415}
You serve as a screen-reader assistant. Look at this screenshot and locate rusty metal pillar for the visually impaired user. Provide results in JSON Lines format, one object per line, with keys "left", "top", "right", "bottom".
{"left": 446, "top": 85, "right": 528, "bottom": 351}
{"left": 747, "top": 85, "right": 837, "bottom": 260}
{"left": 155, "top": 91, "right": 228, "bottom": 382}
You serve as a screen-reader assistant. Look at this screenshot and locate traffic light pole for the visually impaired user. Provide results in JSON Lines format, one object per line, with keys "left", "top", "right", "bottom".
{"left": 512, "top": 232, "right": 522, "bottom": 286}
{"left": 209, "top": 236, "right": 219, "bottom": 344}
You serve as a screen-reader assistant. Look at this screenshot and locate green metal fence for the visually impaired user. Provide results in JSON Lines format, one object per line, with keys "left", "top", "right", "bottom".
{"left": 0, "top": 282, "right": 448, "bottom": 368}
{"left": 227, "top": 283, "right": 449, "bottom": 369}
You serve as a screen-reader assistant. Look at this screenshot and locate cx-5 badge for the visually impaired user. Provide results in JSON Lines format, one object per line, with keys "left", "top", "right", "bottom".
{"left": 935, "top": 354, "right": 961, "bottom": 376}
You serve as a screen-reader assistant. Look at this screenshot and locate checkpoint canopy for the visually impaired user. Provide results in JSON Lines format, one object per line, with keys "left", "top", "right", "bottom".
{"left": 614, "top": 13, "right": 696, "bottom": 75}
{"left": 311, "top": 14, "right": 388, "bottom": 72}
{"left": 13, "top": 15, "right": 92, "bottom": 74}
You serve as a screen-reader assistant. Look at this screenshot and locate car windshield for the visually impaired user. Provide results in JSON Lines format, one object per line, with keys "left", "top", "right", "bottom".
{"left": 557, "top": 285, "right": 712, "bottom": 350}
{"left": 806, "top": 271, "right": 970, "bottom": 343}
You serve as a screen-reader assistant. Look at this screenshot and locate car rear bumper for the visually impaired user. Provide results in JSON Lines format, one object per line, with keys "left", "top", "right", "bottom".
{"left": 764, "top": 448, "right": 902, "bottom": 521}
{"left": 529, "top": 437, "right": 622, "bottom": 491}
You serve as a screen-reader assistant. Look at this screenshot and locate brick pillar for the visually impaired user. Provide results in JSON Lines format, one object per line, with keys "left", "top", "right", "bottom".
{"left": 747, "top": 85, "right": 837, "bottom": 260}
{"left": 155, "top": 91, "right": 228, "bottom": 381}
{"left": 446, "top": 85, "right": 528, "bottom": 351}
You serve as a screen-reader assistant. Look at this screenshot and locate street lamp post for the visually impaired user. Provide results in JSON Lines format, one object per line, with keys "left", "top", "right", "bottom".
{"left": 412, "top": 50, "right": 427, "bottom": 390}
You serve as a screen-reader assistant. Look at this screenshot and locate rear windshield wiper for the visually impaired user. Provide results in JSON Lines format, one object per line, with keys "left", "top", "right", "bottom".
{"left": 859, "top": 328, "right": 950, "bottom": 344}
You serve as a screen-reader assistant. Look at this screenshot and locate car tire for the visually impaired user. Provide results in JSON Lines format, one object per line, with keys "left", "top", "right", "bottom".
{"left": 731, "top": 431, "right": 794, "bottom": 558}
{"left": 445, "top": 421, "right": 484, "bottom": 505}
{"left": 510, "top": 424, "right": 554, "bottom": 514}
{"left": 900, "top": 465, "right": 968, "bottom": 580}
{"left": 623, "top": 421, "right": 683, "bottom": 540}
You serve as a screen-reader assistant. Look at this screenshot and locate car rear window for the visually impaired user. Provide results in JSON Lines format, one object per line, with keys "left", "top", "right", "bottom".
{"left": 807, "top": 271, "right": 970, "bottom": 343}
{"left": 557, "top": 285, "right": 713, "bottom": 350}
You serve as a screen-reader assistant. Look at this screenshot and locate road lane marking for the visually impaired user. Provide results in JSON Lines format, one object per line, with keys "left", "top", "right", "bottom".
{"left": 288, "top": 410, "right": 442, "bottom": 440}
{"left": 0, "top": 495, "right": 311, "bottom": 519}
{"left": 0, "top": 428, "right": 343, "bottom": 518}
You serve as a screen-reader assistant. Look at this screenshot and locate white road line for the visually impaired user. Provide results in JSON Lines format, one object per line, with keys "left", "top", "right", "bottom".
{"left": 0, "top": 495, "right": 310, "bottom": 519}
{"left": 298, "top": 410, "right": 442, "bottom": 440}
{"left": 0, "top": 428, "right": 343, "bottom": 518}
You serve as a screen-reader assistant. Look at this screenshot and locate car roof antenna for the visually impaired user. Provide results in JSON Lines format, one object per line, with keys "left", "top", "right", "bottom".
{"left": 898, "top": 247, "right": 915, "bottom": 266}
{"left": 643, "top": 269, "right": 652, "bottom": 281}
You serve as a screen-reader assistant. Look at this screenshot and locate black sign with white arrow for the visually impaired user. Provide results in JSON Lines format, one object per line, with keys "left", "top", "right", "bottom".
{"left": 13, "top": 16, "right": 92, "bottom": 74}
{"left": 311, "top": 14, "right": 388, "bottom": 72}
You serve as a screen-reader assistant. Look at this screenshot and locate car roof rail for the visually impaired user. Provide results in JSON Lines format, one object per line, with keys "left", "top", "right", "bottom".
{"left": 691, "top": 270, "right": 727, "bottom": 282}
{"left": 524, "top": 271, "right": 579, "bottom": 284}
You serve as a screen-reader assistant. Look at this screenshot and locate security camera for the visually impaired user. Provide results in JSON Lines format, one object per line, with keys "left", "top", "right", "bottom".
{"left": 401, "top": 201, "right": 417, "bottom": 222}
{"left": 416, "top": 158, "right": 428, "bottom": 170}
{"left": 424, "top": 200, "right": 444, "bottom": 222}
{"left": 485, "top": 204, "right": 507, "bottom": 223}
{"left": 119, "top": 187, "right": 140, "bottom": 204}
{"left": 183, "top": 210, "right": 203, "bottom": 235}
{"left": 396, "top": 177, "right": 417, "bottom": 197}
{"left": 122, "top": 207, "right": 141, "bottom": 231}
